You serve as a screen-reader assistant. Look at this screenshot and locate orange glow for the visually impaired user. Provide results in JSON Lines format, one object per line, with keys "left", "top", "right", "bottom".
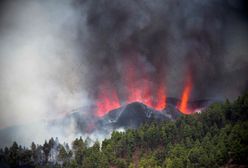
{"left": 154, "top": 84, "right": 167, "bottom": 110}
{"left": 96, "top": 82, "right": 121, "bottom": 117}
{"left": 178, "top": 75, "right": 193, "bottom": 114}
{"left": 123, "top": 57, "right": 166, "bottom": 110}
{"left": 124, "top": 61, "right": 153, "bottom": 107}
{"left": 95, "top": 54, "right": 167, "bottom": 117}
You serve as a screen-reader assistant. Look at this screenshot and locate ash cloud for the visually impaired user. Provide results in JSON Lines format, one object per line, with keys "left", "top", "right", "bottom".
{"left": 77, "top": 0, "right": 248, "bottom": 100}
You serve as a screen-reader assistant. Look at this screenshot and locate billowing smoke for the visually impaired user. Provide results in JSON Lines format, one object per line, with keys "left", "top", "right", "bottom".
{"left": 0, "top": 0, "right": 90, "bottom": 146}
{"left": 0, "top": 0, "right": 247, "bottom": 147}
{"left": 78, "top": 0, "right": 248, "bottom": 103}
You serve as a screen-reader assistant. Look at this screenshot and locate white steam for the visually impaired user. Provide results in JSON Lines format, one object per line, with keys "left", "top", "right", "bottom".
{"left": 0, "top": 0, "right": 90, "bottom": 147}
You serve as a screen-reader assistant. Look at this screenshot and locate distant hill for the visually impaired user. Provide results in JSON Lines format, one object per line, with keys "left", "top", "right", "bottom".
{"left": 0, "top": 97, "right": 213, "bottom": 148}
{"left": 0, "top": 93, "right": 247, "bottom": 167}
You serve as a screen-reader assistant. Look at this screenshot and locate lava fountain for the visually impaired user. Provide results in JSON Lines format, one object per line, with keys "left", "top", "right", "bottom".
{"left": 95, "top": 54, "right": 168, "bottom": 117}
{"left": 96, "top": 82, "right": 121, "bottom": 117}
{"left": 95, "top": 67, "right": 195, "bottom": 117}
{"left": 177, "top": 73, "right": 193, "bottom": 114}
{"left": 154, "top": 84, "right": 167, "bottom": 110}
{"left": 95, "top": 51, "right": 197, "bottom": 117}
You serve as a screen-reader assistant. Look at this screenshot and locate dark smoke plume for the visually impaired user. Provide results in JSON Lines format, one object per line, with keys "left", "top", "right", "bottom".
{"left": 76, "top": 0, "right": 248, "bottom": 101}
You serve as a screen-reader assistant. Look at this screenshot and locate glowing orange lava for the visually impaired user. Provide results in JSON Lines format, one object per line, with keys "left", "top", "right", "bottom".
{"left": 96, "top": 82, "right": 121, "bottom": 117}
{"left": 124, "top": 61, "right": 153, "bottom": 107}
{"left": 95, "top": 59, "right": 168, "bottom": 117}
{"left": 154, "top": 84, "right": 167, "bottom": 110}
{"left": 178, "top": 75, "right": 193, "bottom": 114}
{"left": 95, "top": 60, "right": 196, "bottom": 117}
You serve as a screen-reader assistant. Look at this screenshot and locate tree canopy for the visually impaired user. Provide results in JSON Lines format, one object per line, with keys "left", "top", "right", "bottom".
{"left": 0, "top": 93, "right": 248, "bottom": 167}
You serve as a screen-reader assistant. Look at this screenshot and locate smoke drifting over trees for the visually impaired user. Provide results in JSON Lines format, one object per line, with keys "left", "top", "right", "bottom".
{"left": 0, "top": 0, "right": 247, "bottom": 146}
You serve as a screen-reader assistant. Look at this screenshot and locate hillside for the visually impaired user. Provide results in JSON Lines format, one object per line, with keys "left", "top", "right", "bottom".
{"left": 0, "top": 93, "right": 248, "bottom": 168}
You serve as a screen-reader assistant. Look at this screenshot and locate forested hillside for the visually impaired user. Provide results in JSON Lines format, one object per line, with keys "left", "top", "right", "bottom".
{"left": 1, "top": 93, "right": 248, "bottom": 168}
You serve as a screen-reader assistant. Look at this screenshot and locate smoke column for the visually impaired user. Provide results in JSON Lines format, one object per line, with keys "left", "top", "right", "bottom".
{"left": 76, "top": 0, "right": 248, "bottom": 113}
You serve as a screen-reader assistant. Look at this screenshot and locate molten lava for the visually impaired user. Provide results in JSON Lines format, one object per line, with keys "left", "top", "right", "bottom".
{"left": 95, "top": 58, "right": 167, "bottom": 117}
{"left": 96, "top": 82, "right": 121, "bottom": 117}
{"left": 124, "top": 60, "right": 153, "bottom": 107}
{"left": 95, "top": 52, "right": 198, "bottom": 117}
{"left": 96, "top": 82, "right": 167, "bottom": 117}
{"left": 154, "top": 84, "right": 167, "bottom": 110}
{"left": 123, "top": 57, "right": 167, "bottom": 111}
{"left": 178, "top": 75, "right": 193, "bottom": 114}
{"left": 95, "top": 64, "right": 195, "bottom": 117}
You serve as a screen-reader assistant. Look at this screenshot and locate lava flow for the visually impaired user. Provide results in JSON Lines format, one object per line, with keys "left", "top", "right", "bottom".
{"left": 177, "top": 74, "right": 193, "bottom": 114}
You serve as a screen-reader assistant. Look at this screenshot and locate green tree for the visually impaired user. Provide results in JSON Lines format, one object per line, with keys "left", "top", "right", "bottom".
{"left": 8, "top": 141, "right": 20, "bottom": 167}
{"left": 72, "top": 137, "right": 86, "bottom": 165}
{"left": 58, "top": 145, "right": 72, "bottom": 167}
{"left": 139, "top": 154, "right": 161, "bottom": 168}
{"left": 31, "top": 142, "right": 37, "bottom": 163}
{"left": 43, "top": 140, "right": 50, "bottom": 163}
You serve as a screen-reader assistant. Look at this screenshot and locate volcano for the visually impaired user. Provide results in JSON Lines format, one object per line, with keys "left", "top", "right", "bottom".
{"left": 0, "top": 97, "right": 214, "bottom": 147}
{"left": 97, "top": 102, "right": 176, "bottom": 129}
{"left": 50, "top": 97, "right": 214, "bottom": 134}
{"left": 94, "top": 97, "right": 213, "bottom": 131}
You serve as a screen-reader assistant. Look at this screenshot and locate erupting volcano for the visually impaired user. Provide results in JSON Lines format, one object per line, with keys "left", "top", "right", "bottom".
{"left": 95, "top": 52, "right": 169, "bottom": 117}
{"left": 95, "top": 78, "right": 168, "bottom": 117}
{"left": 95, "top": 54, "right": 197, "bottom": 117}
